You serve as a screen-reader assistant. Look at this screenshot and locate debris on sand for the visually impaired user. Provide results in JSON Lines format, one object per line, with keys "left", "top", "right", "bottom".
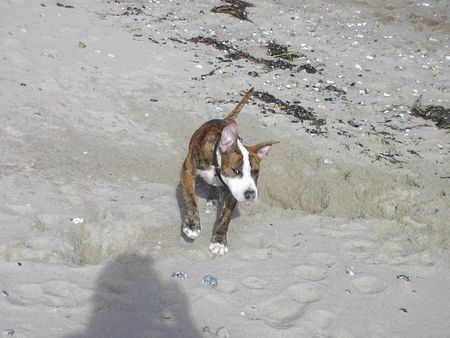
{"left": 347, "top": 117, "right": 362, "bottom": 128}
{"left": 254, "top": 91, "right": 315, "bottom": 121}
{"left": 254, "top": 90, "right": 326, "bottom": 134}
{"left": 189, "top": 36, "right": 317, "bottom": 73}
{"left": 212, "top": 0, "right": 254, "bottom": 21}
{"left": 267, "top": 41, "right": 302, "bottom": 61}
{"left": 396, "top": 274, "right": 411, "bottom": 282}
{"left": 411, "top": 96, "right": 450, "bottom": 129}
{"left": 324, "top": 84, "right": 347, "bottom": 96}
{"left": 172, "top": 271, "right": 188, "bottom": 279}
{"left": 254, "top": 91, "right": 285, "bottom": 107}
{"left": 121, "top": 6, "right": 146, "bottom": 16}
{"left": 202, "top": 275, "right": 219, "bottom": 288}
{"left": 376, "top": 152, "right": 403, "bottom": 164}
{"left": 56, "top": 3, "right": 74, "bottom": 9}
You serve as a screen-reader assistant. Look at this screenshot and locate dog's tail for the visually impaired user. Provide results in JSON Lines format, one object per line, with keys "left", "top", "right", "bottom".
{"left": 224, "top": 87, "right": 254, "bottom": 122}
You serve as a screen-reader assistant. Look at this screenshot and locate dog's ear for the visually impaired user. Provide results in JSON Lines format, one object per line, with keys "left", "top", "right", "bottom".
{"left": 219, "top": 121, "right": 238, "bottom": 153}
{"left": 250, "top": 141, "right": 280, "bottom": 160}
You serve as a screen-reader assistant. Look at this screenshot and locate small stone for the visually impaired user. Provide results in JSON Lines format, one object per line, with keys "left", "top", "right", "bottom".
{"left": 202, "top": 275, "right": 218, "bottom": 288}
{"left": 172, "top": 272, "right": 188, "bottom": 279}
{"left": 396, "top": 274, "right": 411, "bottom": 282}
{"left": 348, "top": 118, "right": 361, "bottom": 128}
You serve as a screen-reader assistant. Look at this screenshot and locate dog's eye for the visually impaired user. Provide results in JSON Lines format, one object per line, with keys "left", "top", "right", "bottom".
{"left": 233, "top": 168, "right": 241, "bottom": 175}
{"left": 251, "top": 169, "right": 259, "bottom": 175}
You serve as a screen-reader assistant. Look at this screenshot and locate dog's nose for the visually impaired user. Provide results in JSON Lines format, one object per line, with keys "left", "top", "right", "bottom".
{"left": 244, "top": 190, "right": 256, "bottom": 201}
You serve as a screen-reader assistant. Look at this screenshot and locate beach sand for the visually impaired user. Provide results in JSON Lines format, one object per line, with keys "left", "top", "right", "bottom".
{"left": 0, "top": 0, "right": 449, "bottom": 337}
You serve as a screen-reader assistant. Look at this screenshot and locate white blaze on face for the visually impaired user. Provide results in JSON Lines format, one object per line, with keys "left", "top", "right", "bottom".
{"left": 218, "top": 139, "right": 257, "bottom": 203}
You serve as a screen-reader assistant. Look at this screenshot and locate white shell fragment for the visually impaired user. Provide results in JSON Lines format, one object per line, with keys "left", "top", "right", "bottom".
{"left": 71, "top": 218, "right": 84, "bottom": 224}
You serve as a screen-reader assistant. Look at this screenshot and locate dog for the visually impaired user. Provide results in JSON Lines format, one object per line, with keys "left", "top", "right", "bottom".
{"left": 180, "top": 88, "right": 278, "bottom": 255}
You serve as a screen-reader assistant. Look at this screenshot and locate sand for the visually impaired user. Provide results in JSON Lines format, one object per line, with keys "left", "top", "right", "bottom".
{"left": 0, "top": 0, "right": 449, "bottom": 337}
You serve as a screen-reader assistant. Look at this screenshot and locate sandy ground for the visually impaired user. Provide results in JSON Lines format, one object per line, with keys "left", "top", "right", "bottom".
{"left": 1, "top": 0, "right": 449, "bottom": 337}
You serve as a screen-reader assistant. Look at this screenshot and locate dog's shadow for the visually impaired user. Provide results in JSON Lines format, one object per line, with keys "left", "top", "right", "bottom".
{"left": 175, "top": 178, "right": 240, "bottom": 242}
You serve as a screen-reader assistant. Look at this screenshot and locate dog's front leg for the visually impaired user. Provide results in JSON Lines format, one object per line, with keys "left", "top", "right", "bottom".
{"left": 209, "top": 190, "right": 236, "bottom": 255}
{"left": 180, "top": 160, "right": 201, "bottom": 239}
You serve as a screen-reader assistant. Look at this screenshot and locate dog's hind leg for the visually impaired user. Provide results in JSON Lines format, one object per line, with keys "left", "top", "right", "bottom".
{"left": 206, "top": 185, "right": 221, "bottom": 210}
{"left": 209, "top": 189, "right": 236, "bottom": 255}
{"left": 180, "top": 159, "right": 201, "bottom": 239}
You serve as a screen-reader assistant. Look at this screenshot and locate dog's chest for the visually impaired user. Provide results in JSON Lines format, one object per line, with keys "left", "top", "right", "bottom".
{"left": 197, "top": 166, "right": 222, "bottom": 186}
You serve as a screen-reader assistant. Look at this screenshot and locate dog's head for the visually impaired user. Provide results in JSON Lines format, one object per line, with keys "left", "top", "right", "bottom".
{"left": 216, "top": 121, "right": 278, "bottom": 206}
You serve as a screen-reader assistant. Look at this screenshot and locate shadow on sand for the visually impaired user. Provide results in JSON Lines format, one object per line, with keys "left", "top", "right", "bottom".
{"left": 67, "top": 253, "right": 200, "bottom": 338}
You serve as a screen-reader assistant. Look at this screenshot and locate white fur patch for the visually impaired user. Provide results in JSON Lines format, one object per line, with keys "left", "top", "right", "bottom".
{"left": 197, "top": 166, "right": 222, "bottom": 186}
{"left": 220, "top": 140, "right": 257, "bottom": 202}
{"left": 183, "top": 227, "right": 201, "bottom": 239}
{"left": 209, "top": 242, "right": 229, "bottom": 255}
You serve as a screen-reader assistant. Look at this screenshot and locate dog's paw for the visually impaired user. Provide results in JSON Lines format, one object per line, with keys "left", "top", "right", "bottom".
{"left": 183, "top": 226, "right": 201, "bottom": 239}
{"left": 182, "top": 219, "right": 201, "bottom": 240}
{"left": 209, "top": 242, "right": 229, "bottom": 256}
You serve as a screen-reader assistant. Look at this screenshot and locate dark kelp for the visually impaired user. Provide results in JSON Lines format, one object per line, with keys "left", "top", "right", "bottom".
{"left": 189, "top": 36, "right": 317, "bottom": 73}
{"left": 211, "top": 0, "right": 255, "bottom": 21}
{"left": 254, "top": 90, "right": 318, "bottom": 122}
{"left": 267, "top": 41, "right": 302, "bottom": 61}
{"left": 411, "top": 96, "right": 450, "bottom": 129}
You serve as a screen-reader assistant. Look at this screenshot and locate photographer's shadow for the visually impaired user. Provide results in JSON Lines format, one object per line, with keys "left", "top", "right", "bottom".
{"left": 67, "top": 253, "right": 200, "bottom": 338}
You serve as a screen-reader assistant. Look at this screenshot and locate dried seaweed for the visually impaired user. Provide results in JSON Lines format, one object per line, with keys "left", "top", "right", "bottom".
{"left": 254, "top": 91, "right": 285, "bottom": 106}
{"left": 56, "top": 2, "right": 74, "bottom": 8}
{"left": 121, "top": 6, "right": 145, "bottom": 16}
{"left": 298, "top": 64, "right": 318, "bottom": 74}
{"left": 267, "top": 41, "right": 301, "bottom": 61}
{"left": 254, "top": 91, "right": 317, "bottom": 122}
{"left": 189, "top": 36, "right": 317, "bottom": 73}
{"left": 223, "top": 0, "right": 254, "bottom": 7}
{"left": 190, "top": 36, "right": 231, "bottom": 51}
{"left": 211, "top": 0, "right": 254, "bottom": 21}
{"left": 376, "top": 153, "right": 403, "bottom": 164}
{"left": 411, "top": 96, "right": 450, "bottom": 129}
{"left": 324, "top": 84, "right": 347, "bottom": 96}
{"left": 285, "top": 104, "right": 316, "bottom": 121}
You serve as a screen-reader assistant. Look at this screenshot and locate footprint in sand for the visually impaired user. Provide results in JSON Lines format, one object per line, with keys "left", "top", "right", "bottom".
{"left": 352, "top": 275, "right": 386, "bottom": 294}
{"left": 287, "top": 283, "right": 322, "bottom": 303}
{"left": 241, "top": 277, "right": 268, "bottom": 289}
{"left": 13, "top": 280, "right": 90, "bottom": 307}
{"left": 307, "top": 252, "right": 337, "bottom": 266}
{"left": 292, "top": 264, "right": 328, "bottom": 281}
{"left": 244, "top": 283, "right": 321, "bottom": 327}
{"left": 245, "top": 293, "right": 305, "bottom": 326}
{"left": 217, "top": 279, "right": 238, "bottom": 294}
{"left": 344, "top": 239, "right": 376, "bottom": 252}
{"left": 301, "top": 309, "right": 337, "bottom": 335}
